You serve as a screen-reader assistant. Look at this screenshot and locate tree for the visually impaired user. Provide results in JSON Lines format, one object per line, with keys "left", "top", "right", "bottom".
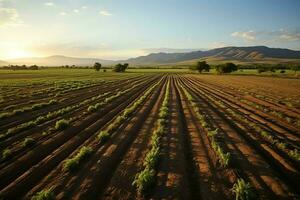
{"left": 215, "top": 62, "right": 238, "bottom": 74}
{"left": 28, "top": 65, "right": 38, "bottom": 70}
{"left": 113, "top": 63, "right": 129, "bottom": 72}
{"left": 93, "top": 62, "right": 102, "bottom": 71}
{"left": 195, "top": 61, "right": 210, "bottom": 73}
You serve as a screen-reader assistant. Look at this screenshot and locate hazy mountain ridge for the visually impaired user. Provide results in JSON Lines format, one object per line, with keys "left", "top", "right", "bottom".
{"left": 6, "top": 55, "right": 115, "bottom": 66}
{"left": 0, "top": 60, "right": 8, "bottom": 66}
{"left": 126, "top": 46, "right": 300, "bottom": 64}
{"left": 1, "top": 46, "right": 300, "bottom": 66}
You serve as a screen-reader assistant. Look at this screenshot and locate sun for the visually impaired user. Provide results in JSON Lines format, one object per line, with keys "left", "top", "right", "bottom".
{"left": 7, "top": 49, "right": 31, "bottom": 59}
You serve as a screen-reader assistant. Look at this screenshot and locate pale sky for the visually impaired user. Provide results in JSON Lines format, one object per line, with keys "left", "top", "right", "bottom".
{"left": 0, "top": 0, "right": 300, "bottom": 60}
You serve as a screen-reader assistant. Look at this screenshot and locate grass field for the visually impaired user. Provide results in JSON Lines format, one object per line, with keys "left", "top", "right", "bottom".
{"left": 0, "top": 69, "right": 299, "bottom": 200}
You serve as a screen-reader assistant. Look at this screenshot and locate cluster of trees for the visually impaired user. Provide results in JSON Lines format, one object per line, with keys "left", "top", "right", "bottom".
{"left": 113, "top": 63, "right": 129, "bottom": 72}
{"left": 2, "top": 65, "right": 39, "bottom": 70}
{"left": 190, "top": 61, "right": 210, "bottom": 73}
{"left": 190, "top": 61, "right": 238, "bottom": 74}
{"left": 256, "top": 65, "right": 300, "bottom": 74}
{"left": 93, "top": 62, "right": 102, "bottom": 71}
{"left": 215, "top": 63, "right": 238, "bottom": 74}
{"left": 93, "top": 62, "right": 129, "bottom": 72}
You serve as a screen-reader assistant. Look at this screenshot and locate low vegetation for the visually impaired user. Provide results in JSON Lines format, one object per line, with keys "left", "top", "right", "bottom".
{"left": 63, "top": 146, "right": 93, "bottom": 172}
{"left": 0, "top": 99, "right": 57, "bottom": 120}
{"left": 232, "top": 179, "right": 254, "bottom": 200}
{"left": 31, "top": 188, "right": 55, "bottom": 200}
{"left": 2, "top": 148, "right": 12, "bottom": 161}
{"left": 55, "top": 119, "right": 69, "bottom": 131}
{"left": 22, "top": 137, "right": 36, "bottom": 148}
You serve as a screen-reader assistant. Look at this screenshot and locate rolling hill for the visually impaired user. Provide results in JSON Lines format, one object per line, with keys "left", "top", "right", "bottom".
{"left": 126, "top": 46, "right": 300, "bottom": 65}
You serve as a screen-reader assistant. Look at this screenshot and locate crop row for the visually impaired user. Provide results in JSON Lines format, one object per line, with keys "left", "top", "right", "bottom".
{"left": 189, "top": 80, "right": 300, "bottom": 163}
{"left": 133, "top": 80, "right": 170, "bottom": 195}
{"left": 241, "top": 99, "right": 300, "bottom": 128}
{"left": 0, "top": 100, "right": 58, "bottom": 120}
{"left": 179, "top": 82, "right": 254, "bottom": 200}
{"left": 1, "top": 77, "right": 145, "bottom": 138}
{"left": 0, "top": 78, "right": 152, "bottom": 163}
{"left": 181, "top": 86, "right": 230, "bottom": 167}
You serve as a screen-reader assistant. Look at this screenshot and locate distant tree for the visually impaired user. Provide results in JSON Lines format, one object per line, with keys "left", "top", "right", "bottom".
{"left": 215, "top": 62, "right": 238, "bottom": 74}
{"left": 93, "top": 62, "right": 102, "bottom": 71}
{"left": 195, "top": 61, "right": 210, "bottom": 73}
{"left": 113, "top": 63, "right": 129, "bottom": 72}
{"left": 28, "top": 65, "right": 38, "bottom": 70}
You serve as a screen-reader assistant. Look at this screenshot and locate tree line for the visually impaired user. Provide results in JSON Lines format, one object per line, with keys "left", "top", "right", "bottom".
{"left": 190, "top": 61, "right": 300, "bottom": 74}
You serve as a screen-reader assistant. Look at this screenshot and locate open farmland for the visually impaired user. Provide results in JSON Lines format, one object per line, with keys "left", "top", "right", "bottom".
{"left": 0, "top": 70, "right": 299, "bottom": 200}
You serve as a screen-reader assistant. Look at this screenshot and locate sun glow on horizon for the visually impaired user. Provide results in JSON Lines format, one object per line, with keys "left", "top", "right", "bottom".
{"left": 7, "top": 49, "right": 32, "bottom": 59}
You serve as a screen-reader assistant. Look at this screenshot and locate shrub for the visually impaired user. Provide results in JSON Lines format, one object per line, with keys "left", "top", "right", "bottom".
{"left": 55, "top": 119, "right": 69, "bottom": 131}
{"left": 31, "top": 188, "right": 55, "bottom": 200}
{"left": 232, "top": 179, "right": 254, "bottom": 200}
{"left": 97, "top": 131, "right": 110, "bottom": 144}
{"left": 22, "top": 137, "right": 36, "bottom": 147}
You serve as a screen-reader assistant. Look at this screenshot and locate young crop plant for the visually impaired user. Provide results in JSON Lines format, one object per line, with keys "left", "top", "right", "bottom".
{"left": 97, "top": 131, "right": 110, "bottom": 144}
{"left": 63, "top": 146, "right": 93, "bottom": 172}
{"left": 288, "top": 149, "right": 300, "bottom": 161}
{"left": 55, "top": 119, "right": 69, "bottom": 131}
{"left": 132, "top": 168, "right": 155, "bottom": 194}
{"left": 232, "top": 179, "right": 254, "bottom": 200}
{"left": 31, "top": 188, "right": 55, "bottom": 200}
{"left": 2, "top": 148, "right": 12, "bottom": 161}
{"left": 22, "top": 137, "right": 36, "bottom": 148}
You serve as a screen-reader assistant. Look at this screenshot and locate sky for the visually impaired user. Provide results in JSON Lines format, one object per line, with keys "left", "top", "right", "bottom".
{"left": 0, "top": 0, "right": 300, "bottom": 60}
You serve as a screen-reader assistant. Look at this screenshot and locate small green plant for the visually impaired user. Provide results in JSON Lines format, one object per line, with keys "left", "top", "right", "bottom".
{"left": 232, "top": 179, "right": 254, "bottom": 200}
{"left": 22, "top": 137, "right": 36, "bottom": 147}
{"left": 55, "top": 119, "right": 69, "bottom": 131}
{"left": 97, "top": 131, "right": 110, "bottom": 144}
{"left": 132, "top": 168, "right": 155, "bottom": 194}
{"left": 31, "top": 188, "right": 55, "bottom": 200}
{"left": 143, "top": 146, "right": 160, "bottom": 169}
{"left": 2, "top": 148, "right": 12, "bottom": 160}
{"left": 289, "top": 149, "right": 300, "bottom": 161}
{"left": 63, "top": 146, "right": 93, "bottom": 172}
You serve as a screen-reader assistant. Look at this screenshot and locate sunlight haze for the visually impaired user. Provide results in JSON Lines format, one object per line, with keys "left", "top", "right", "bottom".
{"left": 0, "top": 0, "right": 299, "bottom": 60}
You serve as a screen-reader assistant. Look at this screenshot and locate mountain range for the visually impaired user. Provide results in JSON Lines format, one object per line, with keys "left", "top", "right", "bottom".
{"left": 1, "top": 46, "right": 300, "bottom": 66}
